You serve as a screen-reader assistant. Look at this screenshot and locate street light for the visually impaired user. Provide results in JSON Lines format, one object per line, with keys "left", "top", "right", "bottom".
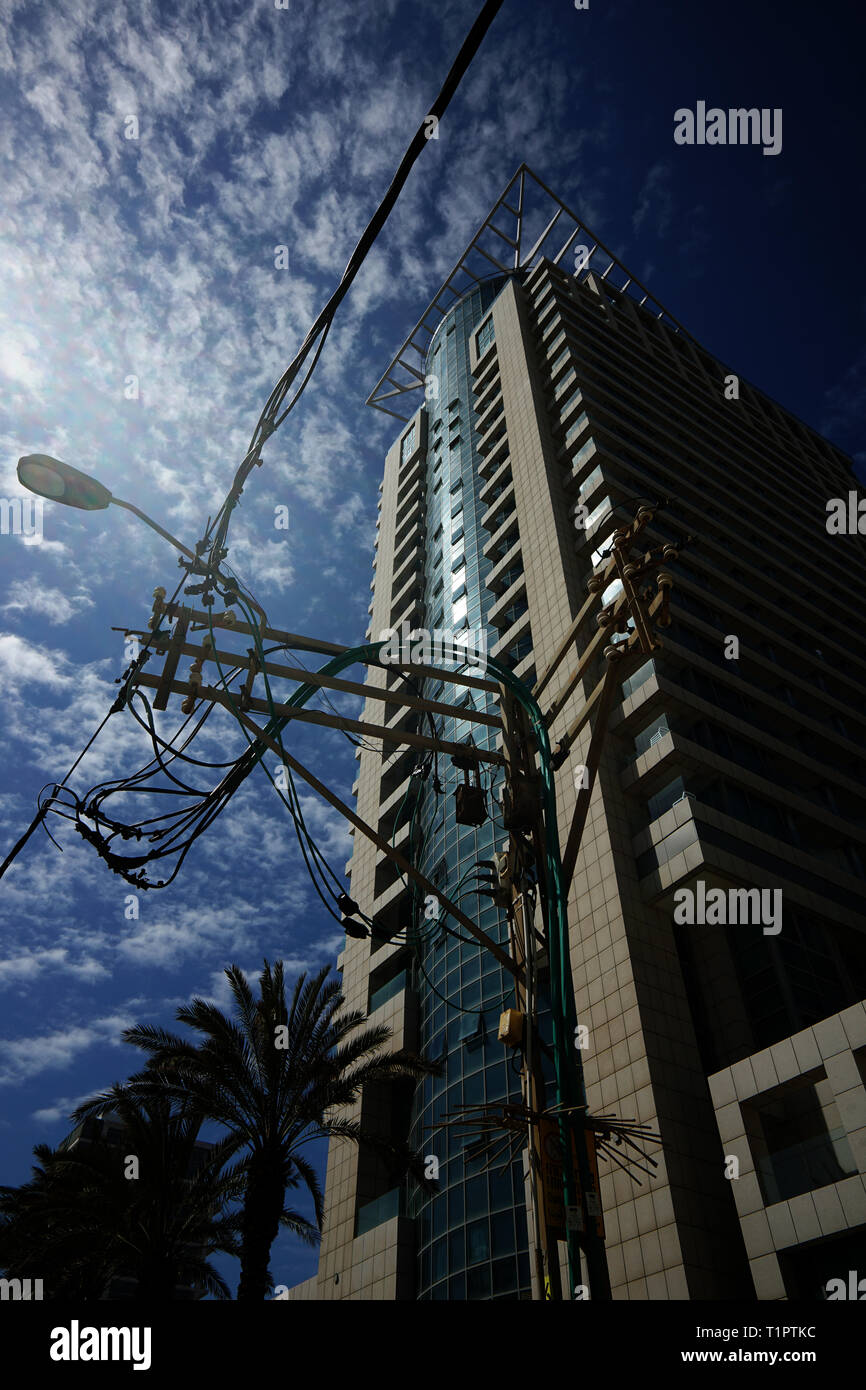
{"left": 17, "top": 453, "right": 195, "bottom": 559}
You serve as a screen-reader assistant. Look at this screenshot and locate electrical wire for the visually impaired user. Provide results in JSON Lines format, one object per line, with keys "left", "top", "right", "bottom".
{"left": 194, "top": 0, "right": 506, "bottom": 585}
{"left": 0, "top": 569, "right": 191, "bottom": 883}
{"left": 1, "top": 1, "right": 509, "bottom": 925}
{"left": 202, "top": 586, "right": 354, "bottom": 923}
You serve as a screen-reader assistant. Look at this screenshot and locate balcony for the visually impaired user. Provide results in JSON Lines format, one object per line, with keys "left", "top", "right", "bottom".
{"left": 473, "top": 372, "right": 501, "bottom": 420}
{"left": 486, "top": 537, "right": 523, "bottom": 593}
{"left": 481, "top": 477, "right": 516, "bottom": 533}
{"left": 479, "top": 454, "right": 512, "bottom": 506}
{"left": 475, "top": 392, "right": 504, "bottom": 438}
{"left": 477, "top": 434, "right": 509, "bottom": 481}
{"left": 377, "top": 768, "right": 419, "bottom": 818}
{"left": 376, "top": 818, "right": 411, "bottom": 860}
{"left": 488, "top": 576, "right": 527, "bottom": 630}
{"left": 372, "top": 870, "right": 413, "bottom": 916}
{"left": 477, "top": 418, "right": 507, "bottom": 459}
{"left": 396, "top": 458, "right": 422, "bottom": 506}
{"left": 393, "top": 516, "right": 425, "bottom": 567}
{"left": 389, "top": 594, "right": 423, "bottom": 633}
{"left": 490, "top": 608, "right": 531, "bottom": 662}
{"left": 482, "top": 512, "right": 519, "bottom": 562}
{"left": 567, "top": 437, "right": 599, "bottom": 485}
{"left": 380, "top": 743, "right": 418, "bottom": 800}
{"left": 395, "top": 493, "right": 424, "bottom": 544}
{"left": 471, "top": 344, "right": 500, "bottom": 387}
{"left": 390, "top": 564, "right": 421, "bottom": 612}
{"left": 391, "top": 544, "right": 424, "bottom": 596}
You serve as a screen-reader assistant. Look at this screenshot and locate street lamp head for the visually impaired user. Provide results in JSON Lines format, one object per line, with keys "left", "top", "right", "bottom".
{"left": 17, "top": 454, "right": 113, "bottom": 511}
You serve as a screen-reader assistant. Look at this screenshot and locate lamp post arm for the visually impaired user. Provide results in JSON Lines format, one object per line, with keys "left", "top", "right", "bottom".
{"left": 111, "top": 497, "right": 196, "bottom": 560}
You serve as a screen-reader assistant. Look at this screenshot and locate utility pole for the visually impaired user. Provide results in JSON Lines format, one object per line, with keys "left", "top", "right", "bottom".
{"left": 497, "top": 684, "right": 561, "bottom": 1298}
{"left": 106, "top": 501, "right": 680, "bottom": 1303}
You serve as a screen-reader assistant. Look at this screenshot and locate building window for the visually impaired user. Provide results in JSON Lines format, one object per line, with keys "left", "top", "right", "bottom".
{"left": 476, "top": 317, "right": 495, "bottom": 356}
{"left": 401, "top": 423, "right": 417, "bottom": 465}
{"left": 744, "top": 1077, "right": 858, "bottom": 1206}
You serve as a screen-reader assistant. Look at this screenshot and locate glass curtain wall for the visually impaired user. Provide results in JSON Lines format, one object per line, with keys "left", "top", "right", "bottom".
{"left": 407, "top": 279, "right": 533, "bottom": 1300}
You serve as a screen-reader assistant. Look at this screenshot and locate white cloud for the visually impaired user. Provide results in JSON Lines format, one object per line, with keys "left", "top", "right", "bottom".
{"left": 295, "top": 794, "right": 353, "bottom": 860}
{"left": 0, "top": 1012, "right": 134, "bottom": 1087}
{"left": 0, "top": 0, "right": 624, "bottom": 1169}
{"left": 0, "top": 328, "right": 47, "bottom": 391}
{"left": 32, "top": 1090, "right": 105, "bottom": 1125}
{"left": 2, "top": 579, "right": 94, "bottom": 625}
{"left": 0, "top": 632, "right": 76, "bottom": 692}
{"left": 0, "top": 946, "right": 109, "bottom": 987}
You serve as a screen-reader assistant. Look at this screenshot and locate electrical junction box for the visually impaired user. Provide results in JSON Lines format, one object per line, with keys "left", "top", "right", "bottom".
{"left": 498, "top": 1009, "right": 524, "bottom": 1046}
{"left": 502, "top": 773, "right": 541, "bottom": 830}
{"left": 455, "top": 783, "right": 487, "bottom": 826}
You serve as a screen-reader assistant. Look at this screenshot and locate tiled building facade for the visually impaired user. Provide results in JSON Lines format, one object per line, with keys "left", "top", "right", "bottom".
{"left": 288, "top": 172, "right": 866, "bottom": 1301}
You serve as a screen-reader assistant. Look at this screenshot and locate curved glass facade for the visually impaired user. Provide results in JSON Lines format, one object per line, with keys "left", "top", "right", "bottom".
{"left": 407, "top": 279, "right": 533, "bottom": 1300}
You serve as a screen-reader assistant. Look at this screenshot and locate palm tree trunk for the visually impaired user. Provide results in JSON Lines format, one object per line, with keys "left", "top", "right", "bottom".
{"left": 237, "top": 1154, "right": 285, "bottom": 1301}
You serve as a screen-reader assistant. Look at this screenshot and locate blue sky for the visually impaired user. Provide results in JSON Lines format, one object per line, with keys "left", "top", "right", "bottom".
{"left": 1, "top": 0, "right": 864, "bottom": 1296}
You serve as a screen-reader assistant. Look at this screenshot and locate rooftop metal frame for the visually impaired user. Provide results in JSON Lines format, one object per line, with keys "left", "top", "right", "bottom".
{"left": 366, "top": 162, "right": 696, "bottom": 422}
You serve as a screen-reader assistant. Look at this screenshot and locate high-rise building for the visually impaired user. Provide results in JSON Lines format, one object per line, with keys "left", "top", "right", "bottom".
{"left": 287, "top": 166, "right": 866, "bottom": 1302}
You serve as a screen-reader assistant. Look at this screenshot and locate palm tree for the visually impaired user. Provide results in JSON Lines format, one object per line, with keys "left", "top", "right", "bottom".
{"left": 74, "top": 961, "right": 436, "bottom": 1300}
{"left": 0, "top": 1092, "right": 243, "bottom": 1300}
{"left": 0, "top": 1144, "right": 118, "bottom": 1299}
